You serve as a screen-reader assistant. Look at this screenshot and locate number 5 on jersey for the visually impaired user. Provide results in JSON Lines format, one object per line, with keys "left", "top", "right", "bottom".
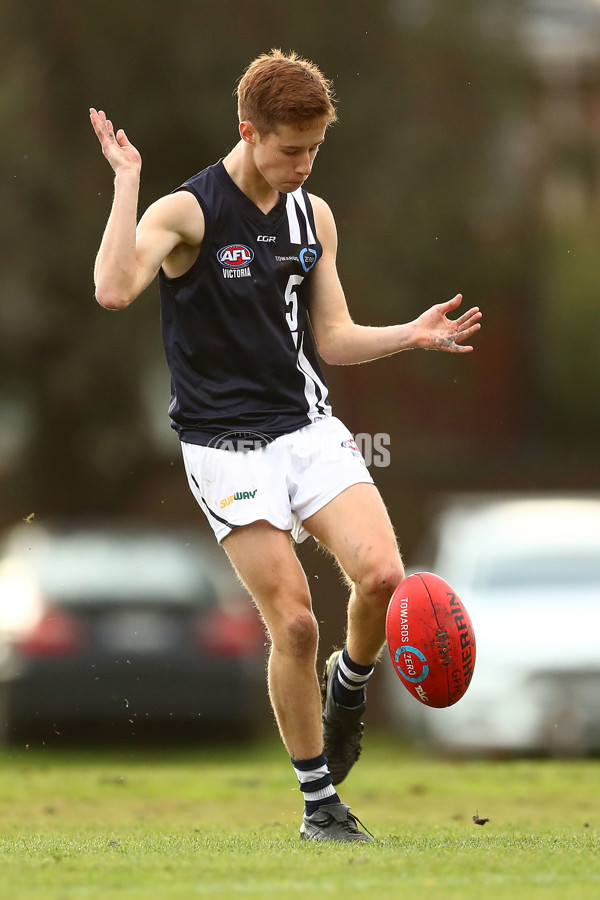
{"left": 285, "top": 274, "right": 304, "bottom": 333}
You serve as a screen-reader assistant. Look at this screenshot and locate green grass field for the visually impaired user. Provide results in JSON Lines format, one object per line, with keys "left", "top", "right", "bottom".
{"left": 0, "top": 733, "right": 598, "bottom": 899}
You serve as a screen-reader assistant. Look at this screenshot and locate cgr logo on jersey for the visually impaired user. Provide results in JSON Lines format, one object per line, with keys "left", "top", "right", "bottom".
{"left": 218, "top": 244, "right": 254, "bottom": 278}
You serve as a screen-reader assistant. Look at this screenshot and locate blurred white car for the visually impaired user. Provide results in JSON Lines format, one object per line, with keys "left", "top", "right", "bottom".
{"left": 384, "top": 494, "right": 600, "bottom": 755}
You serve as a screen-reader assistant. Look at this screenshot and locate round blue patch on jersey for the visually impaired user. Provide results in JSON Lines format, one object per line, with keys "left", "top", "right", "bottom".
{"left": 300, "top": 248, "right": 317, "bottom": 272}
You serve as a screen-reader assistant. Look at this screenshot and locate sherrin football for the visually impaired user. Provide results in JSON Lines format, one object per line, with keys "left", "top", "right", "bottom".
{"left": 386, "top": 572, "right": 476, "bottom": 708}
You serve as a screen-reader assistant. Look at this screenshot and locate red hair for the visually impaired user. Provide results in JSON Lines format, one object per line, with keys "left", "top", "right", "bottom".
{"left": 237, "top": 49, "right": 337, "bottom": 134}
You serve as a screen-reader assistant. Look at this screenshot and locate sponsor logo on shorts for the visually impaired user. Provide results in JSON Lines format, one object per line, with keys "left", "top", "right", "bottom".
{"left": 218, "top": 244, "right": 253, "bottom": 279}
{"left": 341, "top": 438, "right": 361, "bottom": 456}
{"left": 220, "top": 489, "right": 258, "bottom": 510}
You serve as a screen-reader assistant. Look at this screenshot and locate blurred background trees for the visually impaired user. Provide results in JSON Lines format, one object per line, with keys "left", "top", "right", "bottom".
{"left": 2, "top": 0, "right": 600, "bottom": 560}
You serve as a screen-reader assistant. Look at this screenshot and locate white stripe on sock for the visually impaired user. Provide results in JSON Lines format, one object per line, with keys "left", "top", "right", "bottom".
{"left": 303, "top": 783, "right": 337, "bottom": 803}
{"left": 338, "top": 656, "right": 374, "bottom": 684}
{"left": 338, "top": 673, "right": 368, "bottom": 692}
{"left": 293, "top": 762, "right": 330, "bottom": 784}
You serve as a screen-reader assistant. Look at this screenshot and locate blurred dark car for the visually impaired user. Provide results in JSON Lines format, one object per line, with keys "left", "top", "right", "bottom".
{"left": 0, "top": 523, "right": 267, "bottom": 743}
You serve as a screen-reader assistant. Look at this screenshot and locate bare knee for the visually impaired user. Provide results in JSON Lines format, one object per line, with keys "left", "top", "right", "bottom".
{"left": 356, "top": 559, "right": 405, "bottom": 606}
{"left": 269, "top": 605, "right": 319, "bottom": 659}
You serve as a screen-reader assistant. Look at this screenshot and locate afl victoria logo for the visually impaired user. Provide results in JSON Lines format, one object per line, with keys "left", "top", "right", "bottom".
{"left": 218, "top": 244, "right": 254, "bottom": 268}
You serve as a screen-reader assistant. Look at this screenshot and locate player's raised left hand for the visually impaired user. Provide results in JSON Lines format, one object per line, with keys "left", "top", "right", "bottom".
{"left": 412, "top": 294, "right": 482, "bottom": 353}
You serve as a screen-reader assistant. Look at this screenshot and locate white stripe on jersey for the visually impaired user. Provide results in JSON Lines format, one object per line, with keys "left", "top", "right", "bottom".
{"left": 286, "top": 193, "right": 302, "bottom": 244}
{"left": 296, "top": 332, "right": 332, "bottom": 419}
{"left": 293, "top": 190, "right": 316, "bottom": 245}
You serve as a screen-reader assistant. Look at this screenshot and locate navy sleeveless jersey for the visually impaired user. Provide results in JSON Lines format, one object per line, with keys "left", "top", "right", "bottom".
{"left": 158, "top": 160, "right": 332, "bottom": 448}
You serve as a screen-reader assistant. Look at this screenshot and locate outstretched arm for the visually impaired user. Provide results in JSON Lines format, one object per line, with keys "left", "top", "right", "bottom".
{"left": 308, "top": 196, "right": 482, "bottom": 365}
{"left": 90, "top": 109, "right": 203, "bottom": 309}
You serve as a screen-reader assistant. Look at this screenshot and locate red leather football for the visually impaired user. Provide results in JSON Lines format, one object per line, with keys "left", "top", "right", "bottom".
{"left": 386, "top": 572, "right": 476, "bottom": 708}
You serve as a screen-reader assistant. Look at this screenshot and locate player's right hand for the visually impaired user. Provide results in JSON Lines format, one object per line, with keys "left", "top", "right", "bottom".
{"left": 89, "top": 108, "right": 142, "bottom": 175}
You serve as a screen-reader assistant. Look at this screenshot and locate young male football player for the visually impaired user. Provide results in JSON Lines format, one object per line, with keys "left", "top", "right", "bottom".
{"left": 90, "top": 50, "right": 481, "bottom": 842}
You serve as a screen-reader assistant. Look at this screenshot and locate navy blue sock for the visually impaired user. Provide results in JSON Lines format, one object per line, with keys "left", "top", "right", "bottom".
{"left": 332, "top": 647, "right": 374, "bottom": 709}
{"left": 291, "top": 753, "right": 340, "bottom": 815}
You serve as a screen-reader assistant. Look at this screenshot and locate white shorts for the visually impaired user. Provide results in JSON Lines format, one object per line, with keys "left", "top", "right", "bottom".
{"left": 181, "top": 416, "right": 374, "bottom": 544}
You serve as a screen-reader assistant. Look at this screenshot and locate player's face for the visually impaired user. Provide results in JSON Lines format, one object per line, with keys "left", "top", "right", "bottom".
{"left": 252, "top": 119, "right": 328, "bottom": 193}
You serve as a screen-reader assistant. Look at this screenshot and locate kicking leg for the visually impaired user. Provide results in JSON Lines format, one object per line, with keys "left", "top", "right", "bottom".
{"left": 305, "top": 481, "right": 404, "bottom": 663}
